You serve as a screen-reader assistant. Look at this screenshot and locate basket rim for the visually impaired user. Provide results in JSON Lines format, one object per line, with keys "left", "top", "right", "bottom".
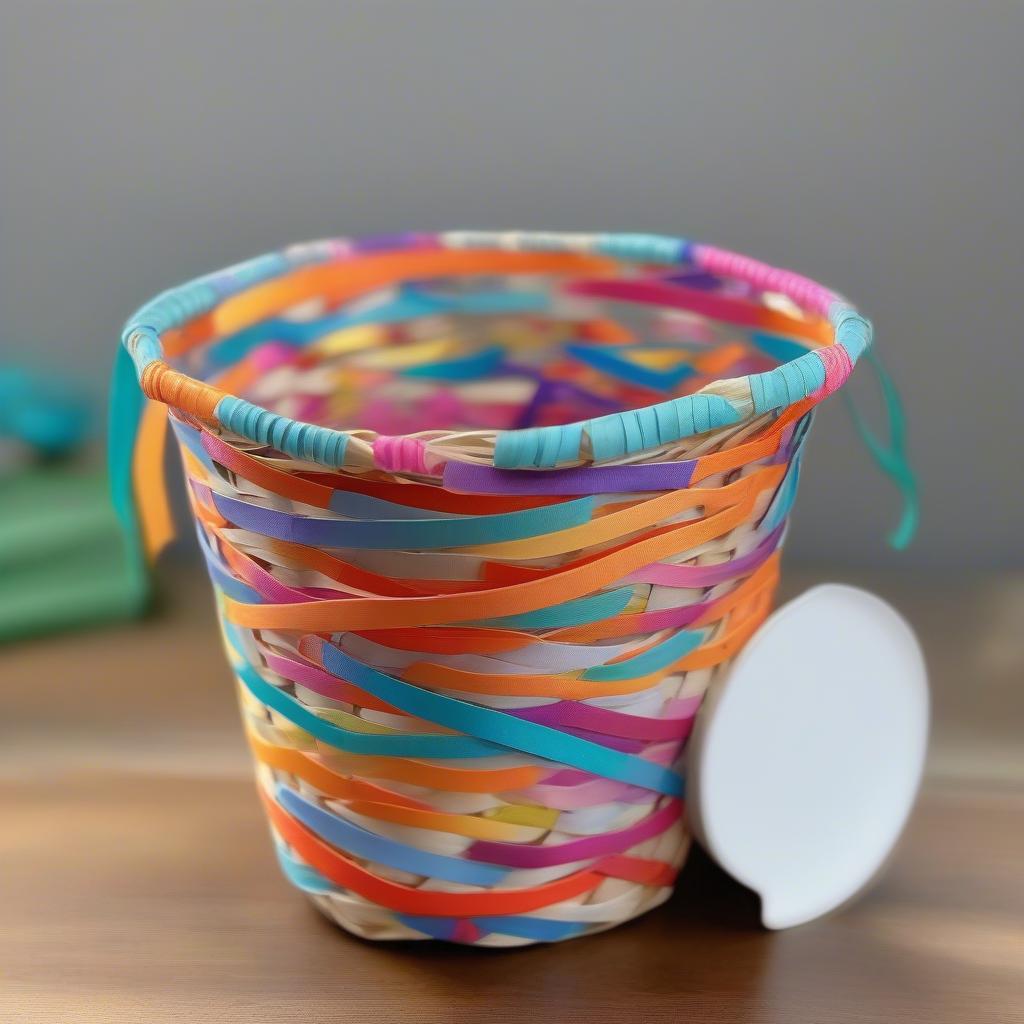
{"left": 118, "top": 230, "right": 872, "bottom": 474}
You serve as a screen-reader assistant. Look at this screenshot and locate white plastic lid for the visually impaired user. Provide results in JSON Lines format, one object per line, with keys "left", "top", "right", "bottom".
{"left": 688, "top": 584, "right": 929, "bottom": 929}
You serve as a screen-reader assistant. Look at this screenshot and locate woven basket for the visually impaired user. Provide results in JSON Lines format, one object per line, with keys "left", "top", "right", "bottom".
{"left": 112, "top": 230, "right": 885, "bottom": 946}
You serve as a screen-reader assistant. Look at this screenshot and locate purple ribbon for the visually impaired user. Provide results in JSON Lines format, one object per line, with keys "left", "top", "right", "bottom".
{"left": 466, "top": 800, "right": 682, "bottom": 868}
{"left": 624, "top": 522, "right": 784, "bottom": 587}
{"left": 444, "top": 458, "right": 696, "bottom": 496}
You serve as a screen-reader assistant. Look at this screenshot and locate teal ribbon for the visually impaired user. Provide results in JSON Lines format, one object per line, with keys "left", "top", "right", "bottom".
{"left": 107, "top": 346, "right": 149, "bottom": 585}
{"left": 842, "top": 349, "right": 919, "bottom": 550}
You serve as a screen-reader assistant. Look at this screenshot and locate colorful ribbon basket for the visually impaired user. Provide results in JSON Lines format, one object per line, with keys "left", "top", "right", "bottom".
{"left": 111, "top": 231, "right": 915, "bottom": 946}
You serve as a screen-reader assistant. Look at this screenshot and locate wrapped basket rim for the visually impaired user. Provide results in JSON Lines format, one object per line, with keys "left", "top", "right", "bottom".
{"left": 119, "top": 230, "right": 871, "bottom": 473}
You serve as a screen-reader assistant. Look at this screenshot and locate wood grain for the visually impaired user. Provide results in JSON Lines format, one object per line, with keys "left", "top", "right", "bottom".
{"left": 2, "top": 568, "right": 1022, "bottom": 1023}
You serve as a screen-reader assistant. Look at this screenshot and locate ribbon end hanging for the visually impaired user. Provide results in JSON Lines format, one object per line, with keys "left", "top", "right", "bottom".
{"left": 840, "top": 349, "right": 919, "bottom": 550}
{"left": 108, "top": 345, "right": 175, "bottom": 594}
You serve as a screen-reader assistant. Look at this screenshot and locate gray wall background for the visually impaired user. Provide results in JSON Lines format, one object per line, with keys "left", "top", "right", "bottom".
{"left": 2, "top": 0, "right": 1021, "bottom": 569}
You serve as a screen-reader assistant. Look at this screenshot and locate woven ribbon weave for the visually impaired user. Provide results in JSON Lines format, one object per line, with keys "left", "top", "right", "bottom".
{"left": 112, "top": 231, "right": 905, "bottom": 946}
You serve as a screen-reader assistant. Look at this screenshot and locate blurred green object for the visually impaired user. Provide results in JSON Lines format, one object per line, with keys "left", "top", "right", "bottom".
{"left": 0, "top": 466, "right": 149, "bottom": 643}
{"left": 0, "top": 362, "right": 149, "bottom": 642}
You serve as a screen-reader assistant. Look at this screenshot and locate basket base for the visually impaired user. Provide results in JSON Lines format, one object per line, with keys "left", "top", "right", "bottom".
{"left": 304, "top": 884, "right": 676, "bottom": 947}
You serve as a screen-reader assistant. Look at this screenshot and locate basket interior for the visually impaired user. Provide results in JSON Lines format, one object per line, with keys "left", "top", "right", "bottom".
{"left": 169, "top": 261, "right": 824, "bottom": 442}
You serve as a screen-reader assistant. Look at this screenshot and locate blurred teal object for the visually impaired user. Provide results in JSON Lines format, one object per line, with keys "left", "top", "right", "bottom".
{"left": 0, "top": 367, "right": 93, "bottom": 455}
{"left": 0, "top": 364, "right": 148, "bottom": 642}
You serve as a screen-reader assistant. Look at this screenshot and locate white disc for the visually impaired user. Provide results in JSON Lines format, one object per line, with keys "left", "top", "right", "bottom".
{"left": 688, "top": 584, "right": 929, "bottom": 929}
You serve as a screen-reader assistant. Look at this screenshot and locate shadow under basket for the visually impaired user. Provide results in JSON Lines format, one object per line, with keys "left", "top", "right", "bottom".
{"left": 111, "top": 230, "right": 892, "bottom": 946}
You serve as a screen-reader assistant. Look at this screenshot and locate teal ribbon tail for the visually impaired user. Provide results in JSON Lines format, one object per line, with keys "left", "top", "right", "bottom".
{"left": 842, "top": 349, "right": 919, "bottom": 550}
{"left": 107, "top": 345, "right": 149, "bottom": 585}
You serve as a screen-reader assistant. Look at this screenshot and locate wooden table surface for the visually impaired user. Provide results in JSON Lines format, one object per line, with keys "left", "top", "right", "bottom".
{"left": 3, "top": 567, "right": 1023, "bottom": 1023}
